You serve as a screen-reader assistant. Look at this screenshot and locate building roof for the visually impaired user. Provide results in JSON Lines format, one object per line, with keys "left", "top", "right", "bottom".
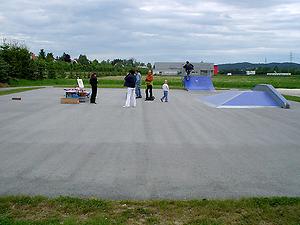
{"left": 154, "top": 62, "right": 214, "bottom": 71}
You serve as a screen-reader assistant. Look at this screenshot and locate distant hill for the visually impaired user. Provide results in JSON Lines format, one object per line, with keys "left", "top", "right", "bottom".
{"left": 218, "top": 62, "right": 300, "bottom": 71}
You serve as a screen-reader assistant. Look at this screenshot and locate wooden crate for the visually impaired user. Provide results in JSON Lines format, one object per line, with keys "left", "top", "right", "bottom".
{"left": 60, "top": 98, "right": 79, "bottom": 104}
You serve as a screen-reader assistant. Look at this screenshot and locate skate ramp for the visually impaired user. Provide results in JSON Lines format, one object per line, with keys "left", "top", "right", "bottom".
{"left": 253, "top": 84, "right": 290, "bottom": 108}
{"left": 184, "top": 76, "right": 215, "bottom": 91}
{"left": 200, "top": 84, "right": 290, "bottom": 109}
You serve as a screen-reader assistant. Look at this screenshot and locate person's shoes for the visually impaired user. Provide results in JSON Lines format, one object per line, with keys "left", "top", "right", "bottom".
{"left": 165, "top": 101, "right": 168, "bottom": 102}
{"left": 123, "top": 105, "right": 129, "bottom": 108}
{"left": 160, "top": 98, "right": 163, "bottom": 102}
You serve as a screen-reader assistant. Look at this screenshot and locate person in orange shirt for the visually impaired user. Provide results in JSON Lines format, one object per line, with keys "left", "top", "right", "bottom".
{"left": 145, "top": 70, "right": 154, "bottom": 101}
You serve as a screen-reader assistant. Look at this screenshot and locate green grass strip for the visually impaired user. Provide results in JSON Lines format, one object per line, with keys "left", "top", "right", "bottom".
{"left": 0, "top": 87, "right": 43, "bottom": 96}
{"left": 0, "top": 195, "right": 299, "bottom": 224}
{"left": 283, "top": 95, "right": 300, "bottom": 103}
{"left": 8, "top": 75, "right": 300, "bottom": 89}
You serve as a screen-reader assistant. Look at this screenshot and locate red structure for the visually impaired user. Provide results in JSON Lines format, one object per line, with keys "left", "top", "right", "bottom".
{"left": 214, "top": 65, "right": 219, "bottom": 75}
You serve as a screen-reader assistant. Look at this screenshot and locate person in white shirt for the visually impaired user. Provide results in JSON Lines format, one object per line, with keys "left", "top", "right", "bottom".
{"left": 160, "top": 80, "right": 169, "bottom": 102}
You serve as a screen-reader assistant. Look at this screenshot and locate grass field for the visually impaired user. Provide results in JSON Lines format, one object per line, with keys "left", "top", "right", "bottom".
{"left": 7, "top": 75, "right": 300, "bottom": 90}
{"left": 0, "top": 196, "right": 299, "bottom": 225}
{"left": 284, "top": 95, "right": 300, "bottom": 103}
{"left": 0, "top": 87, "right": 43, "bottom": 96}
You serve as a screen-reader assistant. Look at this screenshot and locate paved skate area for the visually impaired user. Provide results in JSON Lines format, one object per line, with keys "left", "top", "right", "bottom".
{"left": 0, "top": 88, "right": 300, "bottom": 199}
{"left": 277, "top": 88, "right": 300, "bottom": 97}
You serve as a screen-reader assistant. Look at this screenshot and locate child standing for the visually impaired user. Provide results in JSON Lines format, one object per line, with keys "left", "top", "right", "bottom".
{"left": 160, "top": 80, "right": 169, "bottom": 102}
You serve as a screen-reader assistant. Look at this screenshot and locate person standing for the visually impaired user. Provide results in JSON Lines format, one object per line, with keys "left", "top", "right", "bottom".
{"left": 145, "top": 70, "right": 154, "bottom": 101}
{"left": 123, "top": 69, "right": 137, "bottom": 108}
{"left": 135, "top": 70, "right": 142, "bottom": 98}
{"left": 160, "top": 80, "right": 169, "bottom": 102}
{"left": 89, "top": 73, "right": 98, "bottom": 104}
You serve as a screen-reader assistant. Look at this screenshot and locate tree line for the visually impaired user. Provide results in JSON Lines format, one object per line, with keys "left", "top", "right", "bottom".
{"left": 0, "top": 41, "right": 151, "bottom": 83}
{"left": 219, "top": 67, "right": 300, "bottom": 75}
{"left": 218, "top": 63, "right": 300, "bottom": 75}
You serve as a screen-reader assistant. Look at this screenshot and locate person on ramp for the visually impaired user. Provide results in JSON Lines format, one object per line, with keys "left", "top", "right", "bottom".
{"left": 89, "top": 72, "right": 98, "bottom": 104}
{"left": 183, "top": 61, "right": 194, "bottom": 80}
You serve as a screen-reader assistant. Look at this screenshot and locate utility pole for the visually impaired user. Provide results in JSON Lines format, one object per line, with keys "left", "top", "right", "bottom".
{"left": 290, "top": 52, "right": 294, "bottom": 63}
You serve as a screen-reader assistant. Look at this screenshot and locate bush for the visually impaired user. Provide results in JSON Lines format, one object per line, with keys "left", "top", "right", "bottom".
{"left": 0, "top": 42, "right": 33, "bottom": 79}
{"left": 0, "top": 56, "right": 10, "bottom": 83}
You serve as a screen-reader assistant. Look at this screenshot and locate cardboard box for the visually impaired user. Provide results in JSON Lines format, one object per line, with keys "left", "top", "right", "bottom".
{"left": 60, "top": 98, "right": 79, "bottom": 104}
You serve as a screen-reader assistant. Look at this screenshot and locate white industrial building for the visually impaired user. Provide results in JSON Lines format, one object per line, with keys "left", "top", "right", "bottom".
{"left": 153, "top": 62, "right": 214, "bottom": 76}
{"left": 246, "top": 71, "right": 256, "bottom": 75}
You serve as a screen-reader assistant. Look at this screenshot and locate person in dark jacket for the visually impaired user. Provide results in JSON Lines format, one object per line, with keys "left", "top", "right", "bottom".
{"left": 183, "top": 61, "right": 194, "bottom": 80}
{"left": 89, "top": 73, "right": 98, "bottom": 104}
{"left": 123, "top": 69, "right": 136, "bottom": 107}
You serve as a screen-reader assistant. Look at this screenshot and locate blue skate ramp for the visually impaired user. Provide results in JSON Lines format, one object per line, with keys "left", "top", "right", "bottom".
{"left": 200, "top": 84, "right": 290, "bottom": 109}
{"left": 184, "top": 76, "right": 215, "bottom": 91}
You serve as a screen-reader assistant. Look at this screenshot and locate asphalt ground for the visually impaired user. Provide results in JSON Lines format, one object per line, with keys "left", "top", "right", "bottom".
{"left": 0, "top": 88, "right": 299, "bottom": 199}
{"left": 277, "top": 88, "right": 300, "bottom": 97}
{"left": 2, "top": 87, "right": 300, "bottom": 97}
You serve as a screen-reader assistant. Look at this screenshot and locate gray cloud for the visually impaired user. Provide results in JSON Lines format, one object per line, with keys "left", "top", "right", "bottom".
{"left": 0, "top": 0, "right": 299, "bottom": 63}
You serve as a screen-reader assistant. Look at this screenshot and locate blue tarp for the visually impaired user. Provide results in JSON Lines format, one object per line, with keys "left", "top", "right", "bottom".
{"left": 184, "top": 76, "right": 215, "bottom": 91}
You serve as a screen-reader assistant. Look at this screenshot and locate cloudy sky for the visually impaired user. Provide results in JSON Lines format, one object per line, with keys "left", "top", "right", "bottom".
{"left": 0, "top": 0, "right": 300, "bottom": 64}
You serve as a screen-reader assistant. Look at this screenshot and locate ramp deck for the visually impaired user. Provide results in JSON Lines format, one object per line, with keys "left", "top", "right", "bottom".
{"left": 184, "top": 76, "right": 215, "bottom": 91}
{"left": 200, "top": 84, "right": 290, "bottom": 109}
